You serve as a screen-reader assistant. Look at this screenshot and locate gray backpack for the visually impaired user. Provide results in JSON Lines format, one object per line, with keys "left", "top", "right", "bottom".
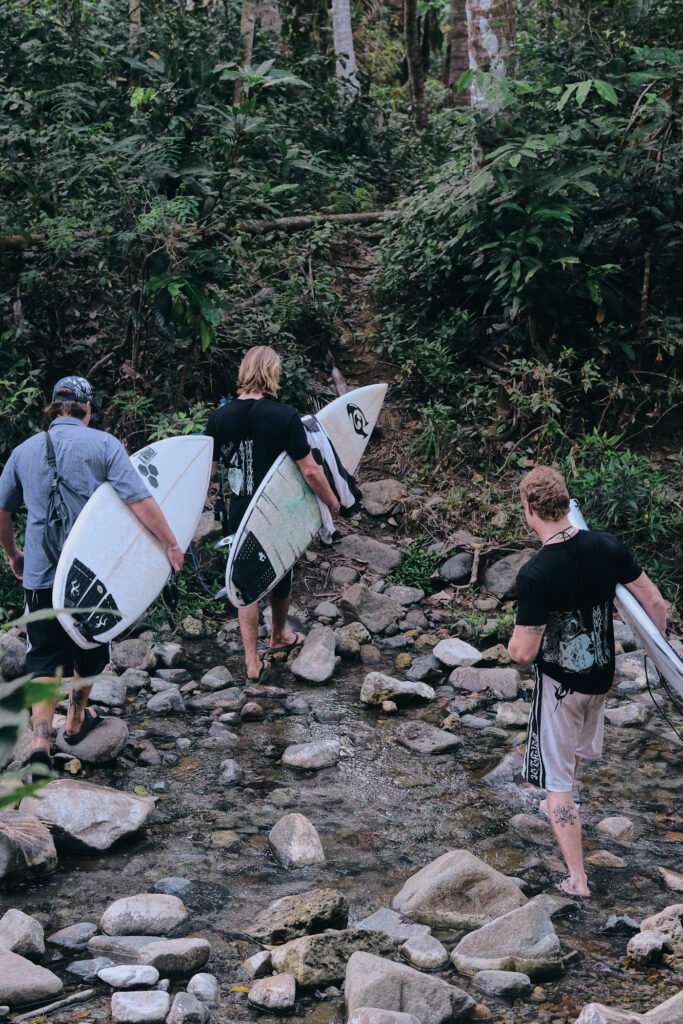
{"left": 42, "top": 431, "right": 88, "bottom": 566}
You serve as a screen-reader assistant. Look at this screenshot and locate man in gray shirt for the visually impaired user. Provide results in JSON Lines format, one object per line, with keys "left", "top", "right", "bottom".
{"left": 0, "top": 376, "right": 184, "bottom": 775}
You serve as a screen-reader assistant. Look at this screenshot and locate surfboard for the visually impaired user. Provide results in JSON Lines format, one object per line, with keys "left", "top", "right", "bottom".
{"left": 225, "top": 383, "right": 388, "bottom": 607}
{"left": 568, "top": 499, "right": 683, "bottom": 698}
{"left": 53, "top": 435, "right": 213, "bottom": 650}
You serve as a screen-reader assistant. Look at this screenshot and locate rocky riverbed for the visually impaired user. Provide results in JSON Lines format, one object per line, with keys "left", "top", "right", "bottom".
{"left": 1, "top": 524, "right": 683, "bottom": 1024}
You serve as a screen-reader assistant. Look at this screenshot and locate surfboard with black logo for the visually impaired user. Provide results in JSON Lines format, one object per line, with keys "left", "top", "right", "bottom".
{"left": 226, "top": 384, "right": 387, "bottom": 607}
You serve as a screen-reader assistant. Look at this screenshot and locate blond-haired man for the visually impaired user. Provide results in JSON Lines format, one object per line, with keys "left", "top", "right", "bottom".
{"left": 206, "top": 346, "right": 340, "bottom": 680}
{"left": 508, "top": 466, "right": 667, "bottom": 897}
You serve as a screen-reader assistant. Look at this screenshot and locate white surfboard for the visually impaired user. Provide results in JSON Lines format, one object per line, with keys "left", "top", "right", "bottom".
{"left": 225, "top": 384, "right": 387, "bottom": 607}
{"left": 53, "top": 435, "right": 213, "bottom": 649}
{"left": 569, "top": 499, "right": 683, "bottom": 699}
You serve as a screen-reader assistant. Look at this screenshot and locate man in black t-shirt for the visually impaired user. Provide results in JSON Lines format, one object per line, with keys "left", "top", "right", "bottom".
{"left": 205, "top": 346, "right": 340, "bottom": 681}
{"left": 508, "top": 466, "right": 667, "bottom": 898}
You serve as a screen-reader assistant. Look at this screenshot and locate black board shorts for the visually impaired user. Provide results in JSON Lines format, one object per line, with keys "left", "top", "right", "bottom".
{"left": 24, "top": 588, "right": 110, "bottom": 679}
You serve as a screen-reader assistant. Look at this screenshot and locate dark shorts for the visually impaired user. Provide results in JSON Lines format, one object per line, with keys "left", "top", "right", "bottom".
{"left": 24, "top": 589, "right": 110, "bottom": 679}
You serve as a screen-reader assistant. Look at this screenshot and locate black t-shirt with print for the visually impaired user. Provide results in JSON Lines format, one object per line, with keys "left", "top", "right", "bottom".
{"left": 515, "top": 530, "right": 642, "bottom": 694}
{"left": 205, "top": 397, "right": 310, "bottom": 530}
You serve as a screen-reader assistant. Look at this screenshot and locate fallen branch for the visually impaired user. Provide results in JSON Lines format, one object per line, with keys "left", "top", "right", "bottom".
{"left": 234, "top": 210, "right": 397, "bottom": 233}
{"left": 12, "top": 989, "right": 97, "bottom": 1022}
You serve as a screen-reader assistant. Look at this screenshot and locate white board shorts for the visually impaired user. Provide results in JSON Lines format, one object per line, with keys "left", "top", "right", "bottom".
{"left": 523, "top": 673, "right": 606, "bottom": 792}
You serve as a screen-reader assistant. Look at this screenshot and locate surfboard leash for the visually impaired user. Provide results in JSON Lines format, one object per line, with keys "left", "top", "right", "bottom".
{"left": 644, "top": 655, "right": 683, "bottom": 745}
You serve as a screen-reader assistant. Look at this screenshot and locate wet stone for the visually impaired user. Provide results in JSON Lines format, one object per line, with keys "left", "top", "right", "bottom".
{"left": 270, "top": 928, "right": 395, "bottom": 986}
{"left": 586, "top": 850, "right": 628, "bottom": 868}
{"left": 100, "top": 894, "right": 188, "bottom": 936}
{"left": 439, "top": 553, "right": 473, "bottom": 584}
{"left": 605, "top": 702, "right": 648, "bottom": 728}
{"left": 187, "top": 973, "right": 220, "bottom": 1004}
{"left": 360, "top": 645, "right": 382, "bottom": 665}
{"left": 597, "top": 816, "right": 637, "bottom": 842}
{"left": 248, "top": 973, "right": 296, "bottom": 1011}
{"left": 496, "top": 700, "right": 529, "bottom": 728}
{"left": 432, "top": 638, "right": 481, "bottom": 668}
{"left": 472, "top": 970, "right": 531, "bottom": 998}
{"left": 395, "top": 721, "right": 462, "bottom": 755}
{"left": 156, "top": 668, "right": 191, "bottom": 684}
{"left": 405, "top": 655, "right": 442, "bottom": 682}
{"left": 20, "top": 780, "right": 155, "bottom": 851}
{"left": 659, "top": 866, "right": 683, "bottom": 892}
{"left": 153, "top": 877, "right": 192, "bottom": 897}
{"left": 290, "top": 627, "right": 337, "bottom": 684}
{"left": 219, "top": 758, "right": 244, "bottom": 786}
{"left": 48, "top": 922, "right": 98, "bottom": 951}
{"left": 111, "top": 639, "right": 157, "bottom": 672}
{"left": 200, "top": 666, "right": 233, "bottom": 691}
{"left": 98, "top": 965, "right": 160, "bottom": 988}
{"left": 111, "top": 990, "right": 170, "bottom": 1024}
{"left": 451, "top": 902, "right": 563, "bottom": 979}
{"left": 66, "top": 956, "right": 114, "bottom": 981}
{"left": 248, "top": 887, "right": 348, "bottom": 944}
{"left": 147, "top": 687, "right": 185, "bottom": 715}
{"left": 269, "top": 812, "right": 325, "bottom": 868}
{"left": 138, "top": 938, "right": 211, "bottom": 975}
{"left": 55, "top": 716, "right": 129, "bottom": 762}
{"left": 89, "top": 674, "right": 129, "bottom": 706}
{"left": 167, "top": 992, "right": 210, "bottom": 1024}
{"left": 242, "top": 950, "right": 272, "bottom": 979}
{"left": 355, "top": 908, "right": 431, "bottom": 944}
{"left": 345, "top": 951, "right": 474, "bottom": 1024}
{"left": 0, "top": 950, "right": 63, "bottom": 1007}
{"left": 349, "top": 1011, "right": 421, "bottom": 1024}
{"left": 282, "top": 739, "right": 341, "bottom": 770}
{"left": 88, "top": 936, "right": 163, "bottom": 961}
{"left": 189, "top": 687, "right": 246, "bottom": 711}
{"left": 360, "top": 672, "right": 434, "bottom": 706}
{"left": 603, "top": 914, "right": 640, "bottom": 934}
{"left": 400, "top": 933, "right": 449, "bottom": 970}
{"left": 153, "top": 642, "right": 184, "bottom": 668}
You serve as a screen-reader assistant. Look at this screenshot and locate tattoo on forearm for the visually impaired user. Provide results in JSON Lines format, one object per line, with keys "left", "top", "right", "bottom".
{"left": 524, "top": 625, "right": 546, "bottom": 634}
{"left": 552, "top": 801, "right": 578, "bottom": 827}
{"left": 34, "top": 721, "right": 50, "bottom": 740}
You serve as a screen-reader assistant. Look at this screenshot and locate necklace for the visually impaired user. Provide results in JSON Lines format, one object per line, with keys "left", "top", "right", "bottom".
{"left": 543, "top": 526, "right": 578, "bottom": 546}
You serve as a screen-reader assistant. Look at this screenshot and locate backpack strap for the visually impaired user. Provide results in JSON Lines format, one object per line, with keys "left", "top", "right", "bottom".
{"left": 45, "top": 430, "right": 57, "bottom": 471}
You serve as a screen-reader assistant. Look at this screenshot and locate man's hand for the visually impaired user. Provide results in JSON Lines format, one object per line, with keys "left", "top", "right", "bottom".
{"left": 8, "top": 551, "right": 24, "bottom": 580}
{"left": 166, "top": 544, "right": 184, "bottom": 574}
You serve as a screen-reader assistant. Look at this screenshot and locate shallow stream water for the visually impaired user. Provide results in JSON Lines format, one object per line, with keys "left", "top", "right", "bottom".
{"left": 5, "top": 636, "right": 683, "bottom": 1024}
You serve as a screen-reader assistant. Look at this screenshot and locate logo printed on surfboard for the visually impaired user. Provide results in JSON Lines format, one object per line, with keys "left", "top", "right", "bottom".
{"left": 136, "top": 448, "right": 160, "bottom": 488}
{"left": 347, "top": 403, "right": 369, "bottom": 438}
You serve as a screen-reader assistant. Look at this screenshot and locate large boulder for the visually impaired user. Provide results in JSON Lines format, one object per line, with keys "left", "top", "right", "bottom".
{"left": 360, "top": 480, "right": 408, "bottom": 516}
{"left": 20, "top": 780, "right": 155, "bottom": 851}
{"left": 0, "top": 810, "right": 57, "bottom": 881}
{"left": 340, "top": 586, "right": 403, "bottom": 635}
{"left": 360, "top": 673, "right": 435, "bottom": 706}
{"left": 269, "top": 813, "right": 326, "bottom": 868}
{"left": 248, "top": 888, "right": 348, "bottom": 943}
{"left": 482, "top": 550, "right": 535, "bottom": 599}
{"left": 271, "top": 929, "right": 394, "bottom": 986}
{"left": 345, "top": 952, "right": 474, "bottom": 1024}
{"left": 100, "top": 894, "right": 188, "bottom": 936}
{"left": 335, "top": 536, "right": 401, "bottom": 574}
{"left": 0, "top": 950, "right": 63, "bottom": 1007}
{"left": 0, "top": 909, "right": 44, "bottom": 958}
{"left": 290, "top": 628, "right": 336, "bottom": 684}
{"left": 392, "top": 850, "right": 527, "bottom": 929}
{"left": 55, "top": 717, "right": 129, "bottom": 762}
{"left": 450, "top": 902, "right": 563, "bottom": 979}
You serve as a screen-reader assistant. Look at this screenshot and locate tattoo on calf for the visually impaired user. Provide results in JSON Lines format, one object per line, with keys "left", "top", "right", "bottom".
{"left": 552, "top": 801, "right": 578, "bottom": 827}
{"left": 34, "top": 721, "right": 50, "bottom": 740}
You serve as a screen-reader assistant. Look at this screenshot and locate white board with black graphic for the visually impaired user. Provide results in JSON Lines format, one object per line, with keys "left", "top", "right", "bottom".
{"left": 226, "top": 383, "right": 387, "bottom": 607}
{"left": 53, "top": 435, "right": 213, "bottom": 650}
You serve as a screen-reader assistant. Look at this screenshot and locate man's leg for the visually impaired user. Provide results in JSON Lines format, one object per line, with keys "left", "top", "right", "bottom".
{"left": 546, "top": 790, "right": 590, "bottom": 897}
{"left": 268, "top": 572, "right": 303, "bottom": 649}
{"left": 238, "top": 602, "right": 262, "bottom": 680}
{"left": 31, "top": 686, "right": 57, "bottom": 753}
{"left": 65, "top": 675, "right": 93, "bottom": 736}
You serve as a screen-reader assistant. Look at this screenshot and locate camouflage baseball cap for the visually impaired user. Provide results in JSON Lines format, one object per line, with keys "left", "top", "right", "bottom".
{"left": 51, "top": 376, "right": 94, "bottom": 404}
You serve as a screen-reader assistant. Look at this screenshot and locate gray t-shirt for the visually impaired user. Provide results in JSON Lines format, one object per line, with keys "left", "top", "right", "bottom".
{"left": 0, "top": 417, "right": 150, "bottom": 589}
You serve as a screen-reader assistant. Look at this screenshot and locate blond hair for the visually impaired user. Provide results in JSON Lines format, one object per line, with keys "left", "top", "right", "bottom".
{"left": 520, "top": 466, "right": 569, "bottom": 522}
{"left": 237, "top": 346, "right": 281, "bottom": 398}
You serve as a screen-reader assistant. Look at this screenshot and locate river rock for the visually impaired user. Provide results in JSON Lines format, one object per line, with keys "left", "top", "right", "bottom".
{"left": 472, "top": 970, "right": 531, "bottom": 997}
{"left": 400, "top": 934, "right": 449, "bottom": 970}
{"left": 0, "top": 950, "right": 63, "bottom": 1007}
{"left": 392, "top": 850, "right": 527, "bottom": 929}
{"left": 111, "top": 639, "right": 157, "bottom": 672}
{"left": 405, "top": 655, "right": 442, "bottom": 682}
{"left": 340, "top": 586, "right": 404, "bottom": 634}
{"left": 271, "top": 928, "right": 394, "bottom": 986}
{"left": 55, "top": 716, "right": 129, "bottom": 762}
{"left": 154, "top": 877, "right": 192, "bottom": 897}
{"left": 269, "top": 813, "right": 326, "bottom": 868}
{"left": 101, "top": 894, "right": 188, "bottom": 936}
{"left": 89, "top": 674, "right": 129, "bottom": 706}
{"left": 111, "top": 991, "right": 170, "bottom": 1024}
{"left": 630, "top": 903, "right": 683, "bottom": 962}
{"left": 243, "top": 950, "right": 272, "bottom": 978}
{"left": 0, "top": 810, "right": 58, "bottom": 881}
{"left": 0, "top": 634, "right": 26, "bottom": 679}
{"left": 449, "top": 667, "right": 521, "bottom": 699}
{"left": 510, "top": 814, "right": 554, "bottom": 847}
{"left": 360, "top": 672, "right": 435, "bottom": 706}
{"left": 360, "top": 479, "right": 408, "bottom": 516}
{"left": 383, "top": 585, "right": 425, "bottom": 606}
{"left": 597, "top": 816, "right": 637, "bottom": 842}
{"left": 48, "top": 922, "right": 98, "bottom": 951}
{"left": 153, "top": 641, "right": 184, "bottom": 668}
{"left": 395, "top": 722, "right": 462, "bottom": 755}
{"left": 573, "top": 1007, "right": 644, "bottom": 1023}
{"left": 147, "top": 687, "right": 185, "bottom": 715}
{"left": 432, "top": 638, "right": 481, "bottom": 668}
{"left": 659, "top": 867, "right": 683, "bottom": 893}
{"left": 200, "top": 665, "right": 233, "bottom": 691}
{"left": 67, "top": 956, "right": 115, "bottom": 981}
{"left": 20, "top": 780, "right": 155, "bottom": 851}
{"left": 98, "top": 965, "right": 160, "bottom": 988}
{"left": 248, "top": 973, "right": 296, "bottom": 1011}
{"left": 188, "top": 687, "right": 246, "bottom": 711}
{"left": 586, "top": 850, "right": 628, "bottom": 868}
{"left": 138, "top": 938, "right": 211, "bottom": 975}
{"left": 219, "top": 759, "right": 244, "bottom": 787}
{"left": 482, "top": 550, "right": 535, "bottom": 599}
{"left": 349, "top": 1011, "right": 421, "bottom": 1024}
{"left": 88, "top": 936, "right": 162, "bottom": 961}
{"left": 481, "top": 750, "right": 524, "bottom": 786}
{"left": 282, "top": 739, "right": 341, "bottom": 770}
{"left": 496, "top": 699, "right": 529, "bottom": 727}
{"left": 628, "top": 931, "right": 667, "bottom": 963}
{"left": 356, "top": 908, "right": 431, "bottom": 943}
{"left": 439, "top": 553, "right": 473, "bottom": 585}
{"left": 249, "top": 888, "right": 348, "bottom": 943}
{"left": 187, "top": 973, "right": 220, "bottom": 1004}
{"left": 291, "top": 627, "right": 337, "bottom": 683}
{"left": 0, "top": 909, "right": 44, "bottom": 958}
{"left": 605, "top": 702, "right": 648, "bottom": 727}
{"left": 335, "top": 535, "right": 401, "bottom": 573}
{"left": 345, "top": 952, "right": 474, "bottom": 1024}
{"left": 119, "top": 669, "right": 150, "bottom": 690}
{"left": 451, "top": 902, "right": 563, "bottom": 979}
{"left": 335, "top": 622, "right": 372, "bottom": 658}
{"left": 167, "top": 992, "right": 210, "bottom": 1024}
{"left": 361, "top": 645, "right": 382, "bottom": 664}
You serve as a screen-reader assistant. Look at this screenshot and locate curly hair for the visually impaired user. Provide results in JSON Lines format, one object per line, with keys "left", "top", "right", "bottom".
{"left": 519, "top": 465, "right": 569, "bottom": 522}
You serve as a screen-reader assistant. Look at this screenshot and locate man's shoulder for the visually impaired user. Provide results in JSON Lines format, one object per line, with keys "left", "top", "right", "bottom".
{"left": 10, "top": 431, "right": 46, "bottom": 459}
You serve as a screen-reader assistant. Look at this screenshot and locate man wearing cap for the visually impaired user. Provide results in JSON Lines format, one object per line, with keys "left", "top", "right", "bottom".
{"left": 0, "top": 376, "right": 184, "bottom": 776}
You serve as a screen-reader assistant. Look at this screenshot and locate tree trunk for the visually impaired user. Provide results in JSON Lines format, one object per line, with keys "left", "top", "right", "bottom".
{"left": 234, "top": 0, "right": 258, "bottom": 105}
{"left": 466, "top": 0, "right": 516, "bottom": 105}
{"left": 259, "top": 0, "right": 282, "bottom": 36}
{"left": 404, "top": 0, "right": 427, "bottom": 128}
{"left": 331, "top": 0, "right": 360, "bottom": 97}
{"left": 445, "top": 0, "right": 469, "bottom": 107}
{"left": 128, "top": 0, "right": 142, "bottom": 54}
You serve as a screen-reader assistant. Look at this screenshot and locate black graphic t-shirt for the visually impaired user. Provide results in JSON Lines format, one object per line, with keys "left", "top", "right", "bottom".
{"left": 515, "top": 531, "right": 642, "bottom": 694}
{"left": 205, "top": 397, "right": 310, "bottom": 530}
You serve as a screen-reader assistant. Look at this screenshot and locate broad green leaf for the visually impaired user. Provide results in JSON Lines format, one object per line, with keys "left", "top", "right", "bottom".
{"left": 576, "top": 80, "right": 592, "bottom": 106}
{"left": 558, "top": 83, "right": 578, "bottom": 111}
{"left": 593, "top": 80, "right": 619, "bottom": 105}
